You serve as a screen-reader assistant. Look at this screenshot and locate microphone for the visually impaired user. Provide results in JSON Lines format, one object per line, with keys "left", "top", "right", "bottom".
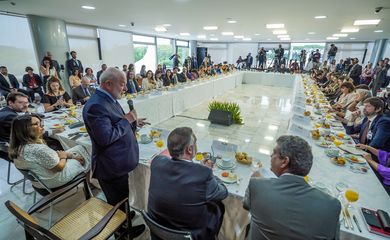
{"left": 127, "top": 99, "right": 134, "bottom": 111}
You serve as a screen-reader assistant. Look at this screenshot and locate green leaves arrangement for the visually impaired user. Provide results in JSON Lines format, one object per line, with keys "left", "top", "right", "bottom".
{"left": 208, "top": 101, "right": 244, "bottom": 124}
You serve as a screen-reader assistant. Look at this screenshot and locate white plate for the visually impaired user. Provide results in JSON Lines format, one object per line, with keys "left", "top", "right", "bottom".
{"left": 216, "top": 159, "right": 236, "bottom": 170}
{"left": 345, "top": 154, "right": 366, "bottom": 164}
{"left": 315, "top": 141, "right": 330, "bottom": 148}
{"left": 217, "top": 172, "right": 238, "bottom": 184}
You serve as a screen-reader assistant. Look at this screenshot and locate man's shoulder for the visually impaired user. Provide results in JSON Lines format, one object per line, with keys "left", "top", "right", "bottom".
{"left": 0, "top": 107, "right": 16, "bottom": 120}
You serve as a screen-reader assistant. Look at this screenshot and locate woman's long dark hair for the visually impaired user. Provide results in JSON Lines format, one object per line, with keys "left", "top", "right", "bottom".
{"left": 9, "top": 114, "right": 44, "bottom": 160}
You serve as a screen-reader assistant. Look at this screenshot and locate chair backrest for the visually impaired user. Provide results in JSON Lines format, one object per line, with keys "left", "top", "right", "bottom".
{"left": 4, "top": 200, "right": 60, "bottom": 240}
{"left": 140, "top": 210, "right": 192, "bottom": 240}
{"left": 16, "top": 168, "right": 51, "bottom": 196}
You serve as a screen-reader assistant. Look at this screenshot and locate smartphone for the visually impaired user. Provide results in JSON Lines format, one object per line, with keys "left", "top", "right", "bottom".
{"left": 362, "top": 208, "right": 382, "bottom": 228}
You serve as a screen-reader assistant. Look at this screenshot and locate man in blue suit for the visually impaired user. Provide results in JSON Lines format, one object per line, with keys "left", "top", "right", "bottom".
{"left": 0, "top": 66, "right": 31, "bottom": 98}
{"left": 148, "top": 127, "right": 228, "bottom": 240}
{"left": 82, "top": 67, "right": 147, "bottom": 237}
{"left": 346, "top": 97, "right": 390, "bottom": 152}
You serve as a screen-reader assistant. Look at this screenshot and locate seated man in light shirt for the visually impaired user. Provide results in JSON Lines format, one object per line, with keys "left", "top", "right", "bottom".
{"left": 244, "top": 135, "right": 341, "bottom": 240}
{"left": 148, "top": 127, "right": 228, "bottom": 240}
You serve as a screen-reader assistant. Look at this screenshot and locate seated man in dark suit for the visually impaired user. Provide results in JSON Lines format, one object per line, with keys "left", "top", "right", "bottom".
{"left": 72, "top": 77, "right": 95, "bottom": 105}
{"left": 345, "top": 97, "right": 390, "bottom": 152}
{"left": 0, "top": 66, "right": 31, "bottom": 99}
{"left": 0, "top": 93, "right": 64, "bottom": 159}
{"left": 244, "top": 135, "right": 341, "bottom": 240}
{"left": 148, "top": 127, "right": 228, "bottom": 240}
{"left": 96, "top": 63, "right": 107, "bottom": 85}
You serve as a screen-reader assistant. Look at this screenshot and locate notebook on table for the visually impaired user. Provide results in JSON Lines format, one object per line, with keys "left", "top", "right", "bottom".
{"left": 361, "top": 207, "right": 390, "bottom": 238}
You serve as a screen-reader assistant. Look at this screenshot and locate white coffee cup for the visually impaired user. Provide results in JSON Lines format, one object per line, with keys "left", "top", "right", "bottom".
{"left": 221, "top": 158, "right": 232, "bottom": 167}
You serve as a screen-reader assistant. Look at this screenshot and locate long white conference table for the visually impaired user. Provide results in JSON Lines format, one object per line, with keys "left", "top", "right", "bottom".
{"left": 44, "top": 71, "right": 390, "bottom": 240}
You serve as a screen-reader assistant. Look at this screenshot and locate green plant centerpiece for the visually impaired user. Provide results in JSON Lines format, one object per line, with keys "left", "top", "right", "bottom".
{"left": 208, "top": 101, "right": 244, "bottom": 124}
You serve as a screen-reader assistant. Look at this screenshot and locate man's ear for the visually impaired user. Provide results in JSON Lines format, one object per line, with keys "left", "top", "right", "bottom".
{"left": 280, "top": 157, "right": 290, "bottom": 170}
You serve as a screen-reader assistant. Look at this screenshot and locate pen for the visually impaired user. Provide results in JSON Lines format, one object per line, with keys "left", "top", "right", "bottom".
{"left": 353, "top": 215, "right": 362, "bottom": 232}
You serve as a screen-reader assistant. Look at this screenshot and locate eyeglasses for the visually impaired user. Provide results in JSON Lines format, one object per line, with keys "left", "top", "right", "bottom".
{"left": 31, "top": 122, "right": 44, "bottom": 127}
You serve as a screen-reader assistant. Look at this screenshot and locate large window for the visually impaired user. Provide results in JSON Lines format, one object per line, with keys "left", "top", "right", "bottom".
{"left": 176, "top": 40, "right": 189, "bottom": 65}
{"left": 133, "top": 34, "right": 157, "bottom": 72}
{"left": 290, "top": 43, "right": 325, "bottom": 65}
{"left": 0, "top": 14, "right": 38, "bottom": 78}
{"left": 157, "top": 38, "right": 174, "bottom": 68}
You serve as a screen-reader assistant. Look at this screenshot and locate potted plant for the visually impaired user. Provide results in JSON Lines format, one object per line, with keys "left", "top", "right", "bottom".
{"left": 208, "top": 101, "right": 243, "bottom": 125}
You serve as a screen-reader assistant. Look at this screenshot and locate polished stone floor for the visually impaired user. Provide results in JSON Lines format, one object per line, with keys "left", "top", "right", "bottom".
{"left": 0, "top": 84, "right": 293, "bottom": 240}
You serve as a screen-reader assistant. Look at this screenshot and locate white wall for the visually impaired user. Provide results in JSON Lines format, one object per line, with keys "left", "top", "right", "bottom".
{"left": 323, "top": 42, "right": 375, "bottom": 64}
{"left": 227, "top": 43, "right": 259, "bottom": 64}
{"left": 99, "top": 29, "right": 134, "bottom": 69}
{"left": 197, "top": 43, "right": 228, "bottom": 64}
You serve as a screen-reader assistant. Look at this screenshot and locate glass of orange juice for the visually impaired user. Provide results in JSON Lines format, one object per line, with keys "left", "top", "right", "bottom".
{"left": 345, "top": 189, "right": 359, "bottom": 209}
{"left": 195, "top": 153, "right": 203, "bottom": 161}
{"left": 333, "top": 139, "right": 342, "bottom": 147}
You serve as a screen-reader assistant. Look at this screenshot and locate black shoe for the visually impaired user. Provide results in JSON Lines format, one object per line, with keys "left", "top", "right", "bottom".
{"left": 129, "top": 210, "right": 136, "bottom": 220}
{"left": 129, "top": 224, "right": 146, "bottom": 238}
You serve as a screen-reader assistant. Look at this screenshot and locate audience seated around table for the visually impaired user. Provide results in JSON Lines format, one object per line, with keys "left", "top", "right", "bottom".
{"left": 163, "top": 69, "right": 174, "bottom": 86}
{"left": 72, "top": 77, "right": 95, "bottom": 105}
{"left": 9, "top": 114, "right": 90, "bottom": 189}
{"left": 22, "top": 66, "right": 44, "bottom": 102}
{"left": 43, "top": 76, "right": 73, "bottom": 112}
{"left": 84, "top": 67, "right": 97, "bottom": 84}
{"left": 356, "top": 144, "right": 390, "bottom": 195}
{"left": 126, "top": 71, "right": 141, "bottom": 94}
{"left": 345, "top": 97, "right": 390, "bottom": 152}
{"left": 142, "top": 70, "right": 157, "bottom": 91}
{"left": 154, "top": 70, "right": 164, "bottom": 88}
{"left": 148, "top": 127, "right": 228, "bottom": 240}
{"left": 243, "top": 135, "right": 341, "bottom": 240}
{"left": 68, "top": 67, "right": 82, "bottom": 89}
{"left": 0, "top": 93, "right": 64, "bottom": 154}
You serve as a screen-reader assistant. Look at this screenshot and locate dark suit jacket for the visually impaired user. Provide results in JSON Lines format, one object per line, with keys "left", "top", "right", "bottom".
{"left": 126, "top": 79, "right": 140, "bottom": 94}
{"left": 148, "top": 156, "right": 228, "bottom": 240}
{"left": 345, "top": 115, "right": 390, "bottom": 151}
{"left": 72, "top": 85, "right": 95, "bottom": 104}
{"left": 0, "top": 74, "right": 19, "bottom": 93}
{"left": 349, "top": 64, "right": 362, "bottom": 79}
{"left": 244, "top": 175, "right": 341, "bottom": 240}
{"left": 82, "top": 89, "right": 138, "bottom": 180}
{"left": 96, "top": 70, "right": 104, "bottom": 84}
{"left": 66, "top": 58, "right": 83, "bottom": 76}
{"left": 0, "top": 107, "right": 18, "bottom": 143}
{"left": 22, "top": 74, "right": 42, "bottom": 89}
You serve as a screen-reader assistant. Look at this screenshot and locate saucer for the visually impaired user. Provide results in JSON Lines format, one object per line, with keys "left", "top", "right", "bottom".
{"left": 216, "top": 159, "right": 236, "bottom": 170}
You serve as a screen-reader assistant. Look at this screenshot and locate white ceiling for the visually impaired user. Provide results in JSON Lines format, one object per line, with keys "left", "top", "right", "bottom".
{"left": 1, "top": 0, "right": 390, "bottom": 42}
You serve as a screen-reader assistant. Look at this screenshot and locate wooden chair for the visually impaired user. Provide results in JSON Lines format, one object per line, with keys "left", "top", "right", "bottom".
{"left": 5, "top": 175, "right": 134, "bottom": 240}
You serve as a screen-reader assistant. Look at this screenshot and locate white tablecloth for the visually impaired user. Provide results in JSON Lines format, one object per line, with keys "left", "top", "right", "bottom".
{"left": 44, "top": 72, "right": 390, "bottom": 240}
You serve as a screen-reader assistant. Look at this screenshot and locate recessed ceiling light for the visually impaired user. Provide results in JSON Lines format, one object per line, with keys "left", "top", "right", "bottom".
{"left": 81, "top": 5, "right": 95, "bottom": 10}
{"left": 350, "top": 37, "right": 356, "bottom": 40}
{"left": 180, "top": 32, "right": 190, "bottom": 36}
{"left": 221, "top": 32, "right": 234, "bottom": 36}
{"left": 333, "top": 33, "right": 348, "bottom": 37}
{"left": 354, "top": 19, "right": 381, "bottom": 25}
{"left": 305, "top": 38, "right": 310, "bottom": 40}
{"left": 234, "top": 35, "right": 244, "bottom": 39}
{"left": 243, "top": 38, "right": 252, "bottom": 41}
{"left": 308, "top": 32, "right": 316, "bottom": 35}
{"left": 118, "top": 24, "right": 127, "bottom": 27}
{"left": 197, "top": 35, "right": 206, "bottom": 39}
{"left": 341, "top": 28, "right": 359, "bottom": 33}
{"left": 374, "top": 30, "right": 383, "bottom": 33}
{"left": 210, "top": 34, "right": 215, "bottom": 36}
{"left": 280, "top": 37, "right": 291, "bottom": 41}
{"left": 264, "top": 136, "right": 274, "bottom": 141}
{"left": 163, "top": 24, "right": 171, "bottom": 27}
{"left": 258, "top": 148, "right": 270, "bottom": 155}
{"left": 268, "top": 124, "right": 278, "bottom": 130}
{"left": 277, "top": 35, "right": 289, "bottom": 38}
{"left": 267, "top": 38, "right": 272, "bottom": 41}
{"left": 273, "top": 30, "right": 287, "bottom": 35}
{"left": 314, "top": 16, "right": 327, "bottom": 19}
{"left": 203, "top": 26, "right": 218, "bottom": 30}
{"left": 227, "top": 20, "right": 237, "bottom": 23}
{"left": 266, "top": 23, "right": 285, "bottom": 29}
{"left": 327, "top": 37, "right": 339, "bottom": 40}
{"left": 254, "top": 33, "right": 260, "bottom": 36}
{"left": 154, "top": 26, "right": 167, "bottom": 32}
{"left": 210, "top": 38, "right": 218, "bottom": 41}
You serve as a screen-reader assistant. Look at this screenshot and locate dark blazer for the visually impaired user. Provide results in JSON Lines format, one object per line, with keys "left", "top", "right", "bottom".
{"left": 349, "top": 64, "right": 362, "bottom": 81}
{"left": 244, "top": 175, "right": 341, "bottom": 240}
{"left": 66, "top": 58, "right": 83, "bottom": 76}
{"left": 22, "top": 74, "right": 42, "bottom": 89}
{"left": 162, "top": 75, "right": 172, "bottom": 86}
{"left": 345, "top": 115, "right": 390, "bottom": 152}
{"left": 126, "top": 79, "right": 140, "bottom": 94}
{"left": 0, "top": 74, "right": 19, "bottom": 93}
{"left": 72, "top": 85, "right": 95, "bottom": 104}
{"left": 148, "top": 156, "right": 228, "bottom": 240}
{"left": 96, "top": 70, "right": 104, "bottom": 84}
{"left": 82, "top": 89, "right": 138, "bottom": 180}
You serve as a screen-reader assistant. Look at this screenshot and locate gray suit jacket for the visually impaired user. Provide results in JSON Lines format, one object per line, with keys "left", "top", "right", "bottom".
{"left": 244, "top": 174, "right": 341, "bottom": 240}
{"left": 72, "top": 85, "right": 95, "bottom": 104}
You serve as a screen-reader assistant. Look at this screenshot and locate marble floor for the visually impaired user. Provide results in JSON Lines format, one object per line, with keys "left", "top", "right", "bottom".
{"left": 0, "top": 84, "right": 293, "bottom": 240}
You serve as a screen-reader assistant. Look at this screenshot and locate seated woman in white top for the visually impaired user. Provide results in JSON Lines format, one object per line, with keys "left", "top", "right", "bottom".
{"left": 9, "top": 114, "right": 90, "bottom": 189}
{"left": 142, "top": 70, "right": 157, "bottom": 91}
{"left": 331, "top": 81, "right": 356, "bottom": 111}
{"left": 155, "top": 70, "right": 164, "bottom": 88}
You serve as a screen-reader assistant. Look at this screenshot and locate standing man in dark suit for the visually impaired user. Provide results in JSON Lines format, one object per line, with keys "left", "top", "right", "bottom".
{"left": 96, "top": 63, "right": 107, "bottom": 85}
{"left": 348, "top": 58, "right": 362, "bottom": 86}
{"left": 66, "top": 51, "right": 83, "bottom": 77}
{"left": 0, "top": 66, "right": 31, "bottom": 98}
{"left": 244, "top": 135, "right": 341, "bottom": 240}
{"left": 71, "top": 77, "right": 95, "bottom": 105}
{"left": 148, "top": 127, "right": 228, "bottom": 240}
{"left": 345, "top": 97, "right": 390, "bottom": 152}
{"left": 246, "top": 53, "right": 253, "bottom": 70}
{"left": 82, "top": 67, "right": 147, "bottom": 238}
